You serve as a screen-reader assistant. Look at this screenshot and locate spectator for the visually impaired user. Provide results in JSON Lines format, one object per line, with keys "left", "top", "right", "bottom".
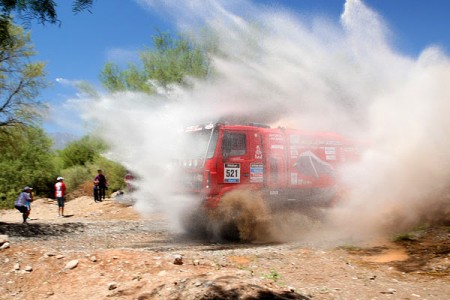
{"left": 124, "top": 170, "right": 135, "bottom": 192}
{"left": 14, "top": 186, "right": 33, "bottom": 223}
{"left": 54, "top": 176, "right": 66, "bottom": 217}
{"left": 94, "top": 169, "right": 107, "bottom": 202}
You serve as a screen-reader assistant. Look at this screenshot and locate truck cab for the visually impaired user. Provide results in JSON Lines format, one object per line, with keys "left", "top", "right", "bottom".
{"left": 181, "top": 122, "right": 359, "bottom": 209}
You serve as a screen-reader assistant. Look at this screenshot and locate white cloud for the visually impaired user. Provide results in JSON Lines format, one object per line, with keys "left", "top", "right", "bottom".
{"left": 55, "top": 77, "right": 82, "bottom": 87}
{"left": 44, "top": 97, "right": 87, "bottom": 135}
{"left": 105, "top": 47, "right": 140, "bottom": 65}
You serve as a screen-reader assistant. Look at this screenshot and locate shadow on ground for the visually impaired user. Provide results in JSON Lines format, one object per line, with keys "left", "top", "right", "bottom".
{"left": 128, "top": 232, "right": 280, "bottom": 253}
{"left": 0, "top": 222, "right": 86, "bottom": 238}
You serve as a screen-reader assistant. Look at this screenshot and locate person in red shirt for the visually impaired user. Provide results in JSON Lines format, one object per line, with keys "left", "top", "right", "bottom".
{"left": 124, "top": 170, "right": 135, "bottom": 192}
{"left": 54, "top": 176, "right": 67, "bottom": 217}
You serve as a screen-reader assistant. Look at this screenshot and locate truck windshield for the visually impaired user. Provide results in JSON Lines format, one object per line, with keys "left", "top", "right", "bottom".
{"left": 184, "top": 129, "right": 218, "bottom": 159}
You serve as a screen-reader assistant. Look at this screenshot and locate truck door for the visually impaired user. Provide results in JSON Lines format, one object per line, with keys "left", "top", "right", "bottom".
{"left": 219, "top": 128, "right": 264, "bottom": 188}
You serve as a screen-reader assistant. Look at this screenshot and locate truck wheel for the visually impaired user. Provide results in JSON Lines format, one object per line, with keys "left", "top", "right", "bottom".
{"left": 213, "top": 189, "right": 272, "bottom": 242}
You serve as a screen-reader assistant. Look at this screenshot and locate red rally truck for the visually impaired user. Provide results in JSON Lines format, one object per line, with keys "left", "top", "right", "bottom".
{"left": 181, "top": 121, "right": 360, "bottom": 212}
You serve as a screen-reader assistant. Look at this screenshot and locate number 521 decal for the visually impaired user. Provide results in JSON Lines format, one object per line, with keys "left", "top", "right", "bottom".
{"left": 224, "top": 163, "right": 240, "bottom": 183}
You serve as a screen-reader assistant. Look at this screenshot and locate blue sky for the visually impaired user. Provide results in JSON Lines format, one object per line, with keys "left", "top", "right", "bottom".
{"left": 25, "top": 0, "right": 450, "bottom": 136}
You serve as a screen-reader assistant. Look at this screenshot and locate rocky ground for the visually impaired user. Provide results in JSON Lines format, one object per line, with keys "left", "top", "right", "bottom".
{"left": 0, "top": 195, "right": 449, "bottom": 300}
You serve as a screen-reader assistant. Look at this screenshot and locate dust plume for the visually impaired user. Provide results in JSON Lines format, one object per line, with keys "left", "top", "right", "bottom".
{"left": 78, "top": 0, "right": 450, "bottom": 242}
{"left": 207, "top": 190, "right": 272, "bottom": 242}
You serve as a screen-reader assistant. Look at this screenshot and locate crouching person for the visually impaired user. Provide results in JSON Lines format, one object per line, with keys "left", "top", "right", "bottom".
{"left": 15, "top": 186, "right": 33, "bottom": 223}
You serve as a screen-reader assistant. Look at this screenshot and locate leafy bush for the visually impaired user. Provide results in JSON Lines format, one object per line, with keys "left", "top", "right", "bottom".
{"left": 59, "top": 165, "right": 91, "bottom": 193}
{"left": 57, "top": 136, "right": 107, "bottom": 169}
{"left": 0, "top": 128, "right": 129, "bottom": 209}
{"left": 0, "top": 126, "right": 58, "bottom": 209}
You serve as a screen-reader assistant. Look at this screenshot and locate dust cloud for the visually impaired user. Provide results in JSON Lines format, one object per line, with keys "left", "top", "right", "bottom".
{"left": 79, "top": 0, "right": 450, "bottom": 243}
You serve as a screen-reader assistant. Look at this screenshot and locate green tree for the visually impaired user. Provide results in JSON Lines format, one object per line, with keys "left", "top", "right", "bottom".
{"left": 0, "top": 125, "right": 57, "bottom": 207}
{"left": 99, "top": 32, "right": 211, "bottom": 93}
{"left": 142, "top": 32, "right": 210, "bottom": 87}
{"left": 59, "top": 164, "right": 90, "bottom": 194}
{"left": 57, "top": 135, "right": 107, "bottom": 169}
{"left": 0, "top": 0, "right": 93, "bottom": 46}
{"left": 100, "top": 62, "right": 126, "bottom": 93}
{"left": 0, "top": 23, "right": 47, "bottom": 129}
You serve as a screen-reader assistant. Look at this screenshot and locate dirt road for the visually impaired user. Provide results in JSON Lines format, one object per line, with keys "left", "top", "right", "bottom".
{"left": 0, "top": 196, "right": 449, "bottom": 299}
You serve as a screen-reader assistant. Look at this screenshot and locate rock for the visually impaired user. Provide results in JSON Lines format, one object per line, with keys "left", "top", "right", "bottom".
{"left": 132, "top": 274, "right": 142, "bottom": 281}
{"left": 90, "top": 256, "right": 97, "bottom": 262}
{"left": 24, "top": 266, "right": 33, "bottom": 272}
{"left": 204, "top": 281, "right": 213, "bottom": 287}
{"left": 108, "top": 282, "right": 118, "bottom": 290}
{"left": 56, "top": 255, "right": 64, "bottom": 259}
{"left": 381, "top": 288, "right": 396, "bottom": 294}
{"left": 157, "top": 270, "right": 167, "bottom": 276}
{"left": 0, "top": 242, "right": 10, "bottom": 250}
{"left": 64, "top": 260, "right": 79, "bottom": 270}
{"left": 194, "top": 281, "right": 202, "bottom": 287}
{"left": 14, "top": 263, "right": 20, "bottom": 271}
{"left": 173, "top": 254, "right": 183, "bottom": 265}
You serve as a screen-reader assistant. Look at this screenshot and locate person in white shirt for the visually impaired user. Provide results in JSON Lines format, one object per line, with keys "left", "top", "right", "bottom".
{"left": 54, "top": 177, "right": 66, "bottom": 217}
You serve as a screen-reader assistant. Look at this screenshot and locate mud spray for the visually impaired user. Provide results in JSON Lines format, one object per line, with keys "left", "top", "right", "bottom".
{"left": 77, "top": 0, "right": 450, "bottom": 244}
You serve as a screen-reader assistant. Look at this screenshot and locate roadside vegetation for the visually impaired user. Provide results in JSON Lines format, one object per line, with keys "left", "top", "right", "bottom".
{"left": 0, "top": 12, "right": 213, "bottom": 209}
{"left": 0, "top": 126, "right": 127, "bottom": 209}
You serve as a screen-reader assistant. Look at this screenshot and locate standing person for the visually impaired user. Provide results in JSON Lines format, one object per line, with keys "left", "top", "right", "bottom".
{"left": 94, "top": 169, "right": 107, "bottom": 201}
{"left": 124, "top": 170, "right": 135, "bottom": 192}
{"left": 54, "top": 176, "right": 66, "bottom": 217}
{"left": 14, "top": 186, "right": 33, "bottom": 223}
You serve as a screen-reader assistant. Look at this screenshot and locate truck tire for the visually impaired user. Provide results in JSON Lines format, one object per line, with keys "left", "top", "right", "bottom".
{"left": 211, "top": 189, "right": 273, "bottom": 242}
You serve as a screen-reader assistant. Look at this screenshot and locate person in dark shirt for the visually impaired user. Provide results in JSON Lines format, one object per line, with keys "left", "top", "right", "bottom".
{"left": 94, "top": 169, "right": 107, "bottom": 202}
